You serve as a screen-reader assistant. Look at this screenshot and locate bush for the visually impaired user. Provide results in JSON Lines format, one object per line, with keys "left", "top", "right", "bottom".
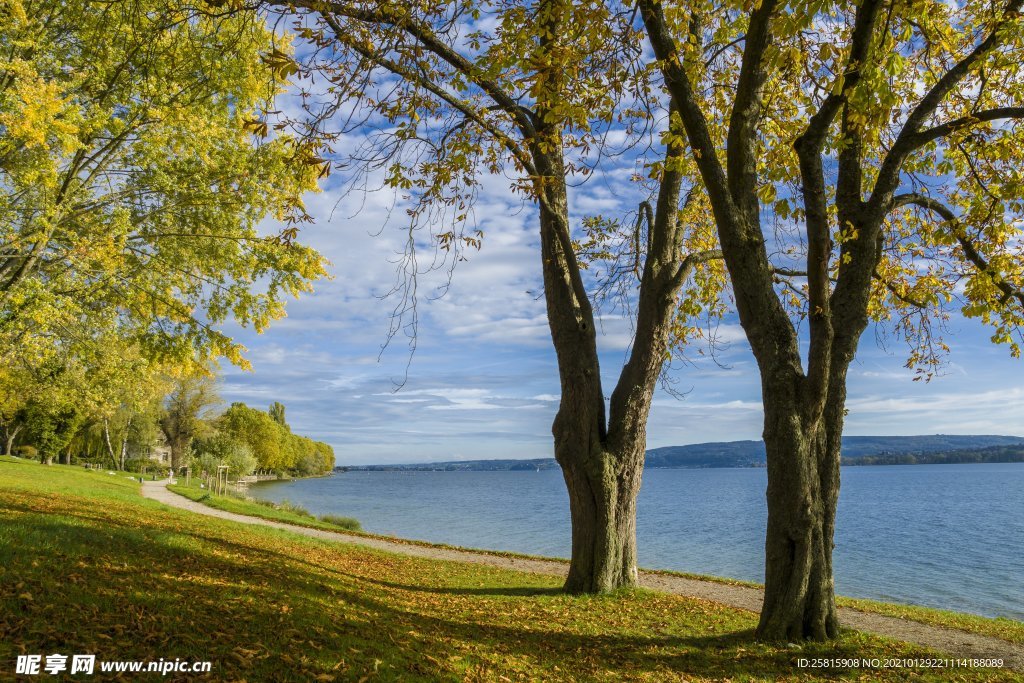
{"left": 275, "top": 498, "right": 314, "bottom": 518}
{"left": 247, "top": 497, "right": 315, "bottom": 519}
{"left": 14, "top": 445, "right": 38, "bottom": 458}
{"left": 319, "top": 514, "right": 361, "bottom": 532}
{"left": 124, "top": 458, "right": 150, "bottom": 473}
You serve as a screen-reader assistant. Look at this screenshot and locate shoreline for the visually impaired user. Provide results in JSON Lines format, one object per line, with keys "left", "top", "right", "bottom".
{"left": 145, "top": 479, "right": 1024, "bottom": 669}
{"left": 246, "top": 470, "right": 335, "bottom": 486}
{"left": 249, "top": 464, "right": 1023, "bottom": 623}
{"left": 8, "top": 458, "right": 1019, "bottom": 681}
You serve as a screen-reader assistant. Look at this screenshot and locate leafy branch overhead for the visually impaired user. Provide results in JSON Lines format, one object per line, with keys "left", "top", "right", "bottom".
{"left": 0, "top": 0, "right": 329, "bottom": 372}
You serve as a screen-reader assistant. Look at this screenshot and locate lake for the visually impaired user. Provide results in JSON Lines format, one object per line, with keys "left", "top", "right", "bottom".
{"left": 250, "top": 463, "right": 1024, "bottom": 620}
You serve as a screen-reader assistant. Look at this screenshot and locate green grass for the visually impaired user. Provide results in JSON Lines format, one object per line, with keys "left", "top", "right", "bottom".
{"left": 1, "top": 456, "right": 1019, "bottom": 681}
{"left": 317, "top": 513, "right": 362, "bottom": 531}
{"left": 836, "top": 596, "right": 1024, "bottom": 646}
{"left": 178, "top": 466, "right": 1024, "bottom": 648}
{"left": 642, "top": 568, "right": 1024, "bottom": 646}
{"left": 167, "top": 479, "right": 362, "bottom": 533}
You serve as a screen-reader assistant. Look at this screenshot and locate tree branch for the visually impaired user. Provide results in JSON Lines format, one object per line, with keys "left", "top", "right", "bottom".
{"left": 909, "top": 106, "right": 1024, "bottom": 149}
{"left": 892, "top": 192, "right": 1024, "bottom": 308}
{"left": 637, "top": 0, "right": 734, "bottom": 221}
{"left": 726, "top": 0, "right": 780, "bottom": 218}
{"left": 280, "top": 0, "right": 538, "bottom": 137}
{"left": 318, "top": 12, "right": 537, "bottom": 176}
{"left": 870, "top": 0, "right": 1024, "bottom": 211}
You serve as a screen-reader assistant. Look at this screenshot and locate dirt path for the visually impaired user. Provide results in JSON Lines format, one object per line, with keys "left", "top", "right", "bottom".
{"left": 141, "top": 480, "right": 1023, "bottom": 671}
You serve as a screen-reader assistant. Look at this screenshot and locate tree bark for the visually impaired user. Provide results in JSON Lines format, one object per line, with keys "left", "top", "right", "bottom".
{"left": 3, "top": 424, "right": 21, "bottom": 456}
{"left": 102, "top": 418, "right": 119, "bottom": 470}
{"left": 757, "top": 396, "right": 838, "bottom": 640}
{"left": 558, "top": 436, "right": 644, "bottom": 593}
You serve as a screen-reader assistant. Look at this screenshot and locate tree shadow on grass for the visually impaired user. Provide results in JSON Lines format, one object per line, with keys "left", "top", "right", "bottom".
{"left": 343, "top": 574, "right": 564, "bottom": 597}
{"left": 2, "top": 491, "right": 982, "bottom": 682}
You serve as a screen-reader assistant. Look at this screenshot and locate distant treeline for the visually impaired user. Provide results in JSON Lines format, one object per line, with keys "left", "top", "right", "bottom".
{"left": 842, "top": 445, "right": 1024, "bottom": 466}
{"left": 342, "top": 435, "right": 1024, "bottom": 471}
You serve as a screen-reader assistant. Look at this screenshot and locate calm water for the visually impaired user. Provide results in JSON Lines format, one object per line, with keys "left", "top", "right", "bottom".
{"left": 251, "top": 464, "right": 1024, "bottom": 620}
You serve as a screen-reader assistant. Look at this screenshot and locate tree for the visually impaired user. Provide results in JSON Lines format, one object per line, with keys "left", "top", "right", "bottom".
{"left": 160, "top": 374, "right": 220, "bottom": 471}
{"left": 2, "top": 352, "right": 92, "bottom": 463}
{"left": 23, "top": 399, "right": 83, "bottom": 465}
{"left": 265, "top": 0, "right": 724, "bottom": 593}
{"left": 314, "top": 441, "right": 336, "bottom": 473}
{"left": 220, "top": 402, "right": 286, "bottom": 470}
{"left": 76, "top": 334, "right": 171, "bottom": 470}
{"left": 268, "top": 402, "right": 287, "bottom": 427}
{"left": 638, "top": 0, "right": 1024, "bottom": 638}
{"left": 0, "top": 366, "right": 32, "bottom": 455}
{"left": 193, "top": 432, "right": 258, "bottom": 478}
{"left": 0, "top": 0, "right": 328, "bottom": 372}
{"left": 219, "top": 401, "right": 334, "bottom": 474}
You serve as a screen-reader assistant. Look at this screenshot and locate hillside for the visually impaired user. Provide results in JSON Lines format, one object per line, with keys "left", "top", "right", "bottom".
{"left": 343, "top": 435, "right": 1024, "bottom": 471}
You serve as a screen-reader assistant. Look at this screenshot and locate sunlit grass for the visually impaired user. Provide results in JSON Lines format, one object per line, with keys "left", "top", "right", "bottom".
{"left": 168, "top": 479, "right": 362, "bottom": 532}
{"left": 0, "top": 456, "right": 1019, "bottom": 681}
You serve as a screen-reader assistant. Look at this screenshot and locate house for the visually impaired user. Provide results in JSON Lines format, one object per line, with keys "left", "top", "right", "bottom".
{"left": 148, "top": 438, "right": 172, "bottom": 465}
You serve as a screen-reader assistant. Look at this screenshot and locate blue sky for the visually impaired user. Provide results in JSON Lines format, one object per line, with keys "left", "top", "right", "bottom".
{"left": 215, "top": 154, "right": 1024, "bottom": 466}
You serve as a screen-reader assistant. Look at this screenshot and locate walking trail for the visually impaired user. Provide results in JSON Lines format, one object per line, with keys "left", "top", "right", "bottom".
{"left": 141, "top": 480, "right": 1022, "bottom": 672}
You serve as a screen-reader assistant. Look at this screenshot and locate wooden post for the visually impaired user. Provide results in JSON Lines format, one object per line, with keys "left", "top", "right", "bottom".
{"left": 217, "top": 465, "right": 229, "bottom": 495}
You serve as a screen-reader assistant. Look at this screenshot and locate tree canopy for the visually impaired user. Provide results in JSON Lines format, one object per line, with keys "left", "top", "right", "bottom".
{"left": 0, "top": 0, "right": 328, "bottom": 371}
{"left": 637, "top": 0, "right": 1024, "bottom": 638}
{"left": 217, "top": 401, "right": 334, "bottom": 474}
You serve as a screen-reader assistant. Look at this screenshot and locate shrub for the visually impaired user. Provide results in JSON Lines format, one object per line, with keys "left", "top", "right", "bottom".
{"left": 319, "top": 514, "right": 361, "bottom": 532}
{"left": 275, "top": 499, "right": 314, "bottom": 518}
{"left": 15, "top": 445, "right": 38, "bottom": 458}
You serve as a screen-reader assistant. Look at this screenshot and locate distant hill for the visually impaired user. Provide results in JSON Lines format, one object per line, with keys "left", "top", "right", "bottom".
{"left": 340, "top": 435, "right": 1024, "bottom": 471}
{"left": 647, "top": 434, "right": 1024, "bottom": 468}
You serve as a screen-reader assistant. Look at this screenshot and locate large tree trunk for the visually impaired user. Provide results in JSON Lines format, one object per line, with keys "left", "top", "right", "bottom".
{"left": 757, "top": 402, "right": 839, "bottom": 640}
{"left": 169, "top": 437, "right": 189, "bottom": 473}
{"left": 558, "top": 439, "right": 644, "bottom": 593}
{"left": 756, "top": 352, "right": 856, "bottom": 640}
{"left": 169, "top": 446, "right": 180, "bottom": 473}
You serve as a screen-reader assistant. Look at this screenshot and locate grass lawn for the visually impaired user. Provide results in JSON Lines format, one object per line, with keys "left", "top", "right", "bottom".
{"left": 0, "top": 456, "right": 1019, "bottom": 681}
{"left": 168, "top": 479, "right": 361, "bottom": 532}
{"left": 176, "top": 464, "right": 1024, "bottom": 647}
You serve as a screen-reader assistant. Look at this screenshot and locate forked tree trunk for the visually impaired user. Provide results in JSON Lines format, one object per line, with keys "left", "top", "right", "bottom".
{"left": 559, "top": 440, "right": 644, "bottom": 593}
{"left": 536, "top": 162, "right": 639, "bottom": 592}
{"left": 3, "top": 425, "right": 20, "bottom": 456}
{"left": 532, "top": 136, "right": 685, "bottom": 593}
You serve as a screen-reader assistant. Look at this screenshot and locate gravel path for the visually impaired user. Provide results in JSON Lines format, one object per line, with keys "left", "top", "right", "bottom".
{"left": 142, "top": 480, "right": 1022, "bottom": 671}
